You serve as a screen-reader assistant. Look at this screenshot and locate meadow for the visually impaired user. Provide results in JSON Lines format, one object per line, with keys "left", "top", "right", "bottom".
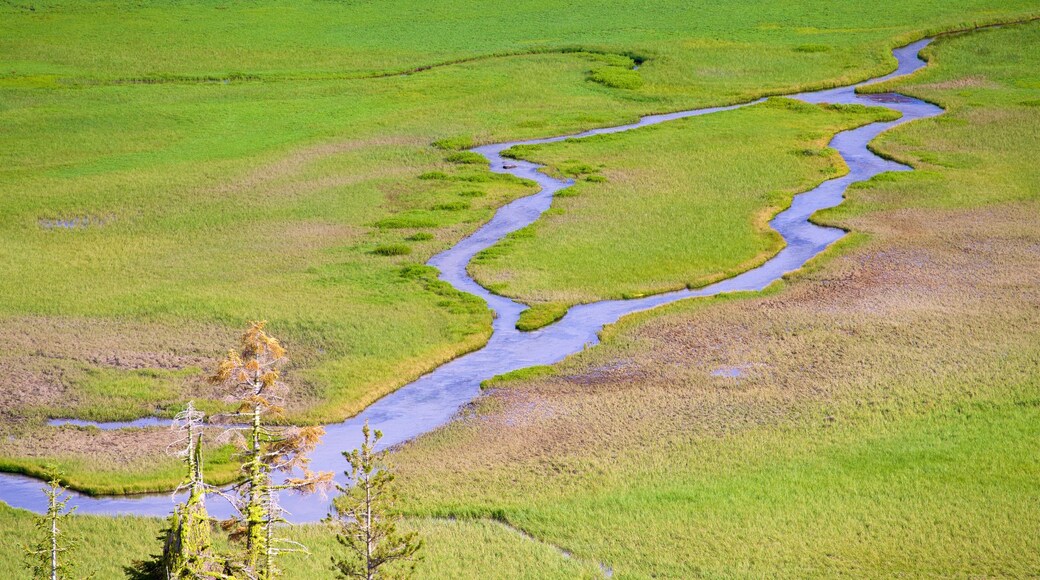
{"left": 386, "top": 22, "right": 1040, "bottom": 577}
{"left": 0, "top": 1, "right": 1038, "bottom": 577}
{"left": 3, "top": 0, "right": 1038, "bottom": 422}
{"left": 0, "top": 504, "right": 599, "bottom": 579}
{"left": 3, "top": 1, "right": 1039, "bottom": 493}
{"left": 471, "top": 99, "right": 898, "bottom": 324}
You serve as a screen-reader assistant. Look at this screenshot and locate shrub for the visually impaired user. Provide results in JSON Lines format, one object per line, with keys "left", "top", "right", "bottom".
{"left": 432, "top": 201, "right": 470, "bottom": 211}
{"left": 400, "top": 264, "right": 437, "bottom": 279}
{"left": 373, "top": 244, "right": 412, "bottom": 256}
{"left": 374, "top": 213, "right": 439, "bottom": 229}
{"left": 559, "top": 160, "right": 601, "bottom": 176}
{"left": 418, "top": 171, "right": 450, "bottom": 180}
{"left": 445, "top": 151, "right": 487, "bottom": 165}
{"left": 432, "top": 135, "right": 475, "bottom": 151}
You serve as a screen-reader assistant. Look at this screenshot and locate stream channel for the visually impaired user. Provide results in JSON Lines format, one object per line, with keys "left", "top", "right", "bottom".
{"left": 2, "top": 39, "right": 943, "bottom": 522}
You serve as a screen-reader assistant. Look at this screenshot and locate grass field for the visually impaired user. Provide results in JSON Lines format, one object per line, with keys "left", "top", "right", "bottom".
{"left": 4, "top": 0, "right": 1036, "bottom": 84}
{"left": 386, "top": 22, "right": 1040, "bottom": 577}
{"left": 0, "top": 1, "right": 1038, "bottom": 574}
{"left": 3, "top": 0, "right": 1037, "bottom": 493}
{"left": 0, "top": 504, "right": 600, "bottom": 579}
{"left": 2, "top": 0, "right": 1038, "bottom": 427}
{"left": 471, "top": 99, "right": 898, "bottom": 315}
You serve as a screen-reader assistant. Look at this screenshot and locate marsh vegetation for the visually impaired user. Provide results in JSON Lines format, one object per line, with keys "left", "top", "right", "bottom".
{"left": 1, "top": 1, "right": 1038, "bottom": 578}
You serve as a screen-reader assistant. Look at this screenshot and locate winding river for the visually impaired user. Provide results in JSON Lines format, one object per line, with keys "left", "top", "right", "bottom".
{"left": 2, "top": 39, "right": 943, "bottom": 522}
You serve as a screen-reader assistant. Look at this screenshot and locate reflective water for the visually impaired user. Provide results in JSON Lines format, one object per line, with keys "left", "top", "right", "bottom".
{"left": 0, "top": 40, "right": 942, "bottom": 521}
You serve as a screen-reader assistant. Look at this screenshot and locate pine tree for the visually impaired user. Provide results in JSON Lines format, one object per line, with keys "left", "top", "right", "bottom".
{"left": 327, "top": 421, "right": 422, "bottom": 580}
{"left": 24, "top": 471, "right": 79, "bottom": 580}
{"left": 210, "top": 322, "right": 333, "bottom": 579}
{"left": 126, "top": 402, "right": 229, "bottom": 580}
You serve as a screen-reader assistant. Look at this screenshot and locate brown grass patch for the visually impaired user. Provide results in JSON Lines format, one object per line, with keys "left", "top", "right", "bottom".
{"left": 918, "top": 75, "right": 1001, "bottom": 90}
{"left": 0, "top": 316, "right": 232, "bottom": 415}
{"left": 0, "top": 424, "right": 174, "bottom": 468}
{"left": 216, "top": 134, "right": 423, "bottom": 196}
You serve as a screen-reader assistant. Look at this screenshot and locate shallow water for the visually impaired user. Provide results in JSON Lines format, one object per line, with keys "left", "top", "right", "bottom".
{"left": 47, "top": 417, "right": 174, "bottom": 430}
{"left": 0, "top": 40, "right": 942, "bottom": 521}
{"left": 710, "top": 367, "right": 744, "bottom": 379}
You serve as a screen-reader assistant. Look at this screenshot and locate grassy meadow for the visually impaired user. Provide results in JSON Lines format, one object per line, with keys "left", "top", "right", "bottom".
{"left": 2, "top": 0, "right": 1038, "bottom": 427}
{"left": 387, "top": 22, "right": 1040, "bottom": 577}
{"left": 472, "top": 99, "right": 898, "bottom": 318}
{"left": 0, "top": 504, "right": 600, "bottom": 579}
{"left": 0, "top": 0, "right": 1037, "bottom": 575}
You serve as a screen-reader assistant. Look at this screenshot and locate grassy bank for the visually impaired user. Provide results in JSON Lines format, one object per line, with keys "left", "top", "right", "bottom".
{"left": 388, "top": 22, "right": 1040, "bottom": 577}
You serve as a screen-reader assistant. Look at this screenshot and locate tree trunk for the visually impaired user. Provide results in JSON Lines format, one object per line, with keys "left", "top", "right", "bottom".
{"left": 366, "top": 472, "right": 373, "bottom": 580}
{"left": 247, "top": 393, "right": 265, "bottom": 574}
{"left": 50, "top": 489, "right": 57, "bottom": 580}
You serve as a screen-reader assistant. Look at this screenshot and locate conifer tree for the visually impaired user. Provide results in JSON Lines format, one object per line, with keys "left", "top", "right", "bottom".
{"left": 327, "top": 421, "right": 422, "bottom": 580}
{"left": 126, "top": 402, "right": 229, "bottom": 580}
{"left": 24, "top": 471, "right": 79, "bottom": 580}
{"left": 211, "top": 321, "right": 333, "bottom": 579}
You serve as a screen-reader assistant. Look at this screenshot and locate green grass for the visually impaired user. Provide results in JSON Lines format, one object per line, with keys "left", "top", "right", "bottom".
{"left": 62, "top": 367, "right": 197, "bottom": 422}
{"left": 384, "top": 22, "right": 1040, "bottom": 578}
{"left": 406, "top": 390, "right": 1040, "bottom": 577}
{"left": 0, "top": 6, "right": 1038, "bottom": 578}
{"left": 1, "top": 0, "right": 1039, "bottom": 504}
{"left": 842, "top": 23, "right": 1040, "bottom": 212}
{"left": 516, "top": 302, "right": 571, "bottom": 331}
{"left": 481, "top": 365, "right": 558, "bottom": 389}
{"left": 372, "top": 243, "right": 413, "bottom": 257}
{"left": 2, "top": 1, "right": 1038, "bottom": 430}
{"left": 2, "top": 0, "right": 1037, "bottom": 86}
{"left": 0, "top": 505, "right": 599, "bottom": 579}
{"left": 473, "top": 99, "right": 897, "bottom": 310}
